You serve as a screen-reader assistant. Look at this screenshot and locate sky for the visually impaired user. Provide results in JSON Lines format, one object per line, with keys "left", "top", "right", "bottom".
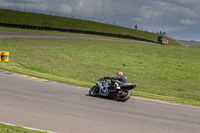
{"left": 0, "top": 0, "right": 200, "bottom": 41}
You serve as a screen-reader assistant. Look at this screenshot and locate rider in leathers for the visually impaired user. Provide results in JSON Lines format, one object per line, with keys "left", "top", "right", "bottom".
{"left": 103, "top": 72, "right": 128, "bottom": 88}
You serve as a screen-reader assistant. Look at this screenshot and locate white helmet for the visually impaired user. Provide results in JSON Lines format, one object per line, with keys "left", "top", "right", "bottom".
{"left": 116, "top": 72, "right": 123, "bottom": 77}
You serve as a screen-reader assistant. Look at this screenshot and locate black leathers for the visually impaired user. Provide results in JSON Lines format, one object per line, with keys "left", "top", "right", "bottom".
{"left": 103, "top": 75, "right": 128, "bottom": 85}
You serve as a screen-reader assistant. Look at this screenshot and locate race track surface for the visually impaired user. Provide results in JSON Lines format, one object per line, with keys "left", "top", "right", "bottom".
{"left": 0, "top": 31, "right": 125, "bottom": 42}
{"left": 0, "top": 72, "right": 200, "bottom": 133}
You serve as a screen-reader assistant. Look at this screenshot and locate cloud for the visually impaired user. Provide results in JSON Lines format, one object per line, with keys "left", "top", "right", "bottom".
{"left": 6, "top": 0, "right": 41, "bottom": 4}
{"left": 132, "top": 17, "right": 144, "bottom": 22}
{"left": 179, "top": 18, "right": 198, "bottom": 25}
{"left": 74, "top": 0, "right": 106, "bottom": 17}
{"left": 59, "top": 4, "right": 73, "bottom": 13}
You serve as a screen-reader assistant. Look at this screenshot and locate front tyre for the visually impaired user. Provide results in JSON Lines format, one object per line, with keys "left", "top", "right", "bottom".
{"left": 89, "top": 86, "right": 99, "bottom": 97}
{"left": 115, "top": 89, "right": 131, "bottom": 102}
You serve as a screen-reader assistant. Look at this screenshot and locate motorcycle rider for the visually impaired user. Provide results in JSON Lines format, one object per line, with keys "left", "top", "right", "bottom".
{"left": 89, "top": 72, "right": 136, "bottom": 101}
{"left": 103, "top": 72, "right": 128, "bottom": 89}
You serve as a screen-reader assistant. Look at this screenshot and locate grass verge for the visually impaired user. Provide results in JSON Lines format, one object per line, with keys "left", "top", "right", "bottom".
{"left": 0, "top": 37, "right": 199, "bottom": 106}
{"left": 0, "top": 123, "right": 48, "bottom": 133}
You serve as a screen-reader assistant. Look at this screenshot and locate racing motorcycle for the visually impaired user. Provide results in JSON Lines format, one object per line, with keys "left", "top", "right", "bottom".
{"left": 89, "top": 78, "right": 136, "bottom": 102}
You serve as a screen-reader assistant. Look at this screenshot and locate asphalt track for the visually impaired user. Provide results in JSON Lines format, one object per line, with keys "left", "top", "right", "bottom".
{"left": 0, "top": 72, "right": 200, "bottom": 133}
{"left": 0, "top": 32, "right": 200, "bottom": 133}
{"left": 0, "top": 31, "right": 125, "bottom": 42}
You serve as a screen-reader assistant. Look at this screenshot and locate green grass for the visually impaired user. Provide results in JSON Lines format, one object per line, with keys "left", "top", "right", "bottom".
{"left": 0, "top": 8, "right": 178, "bottom": 46}
{"left": 0, "top": 123, "right": 48, "bottom": 133}
{"left": 0, "top": 37, "right": 199, "bottom": 106}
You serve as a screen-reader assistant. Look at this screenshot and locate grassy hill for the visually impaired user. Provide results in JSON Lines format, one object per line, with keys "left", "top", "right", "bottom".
{"left": 0, "top": 8, "right": 178, "bottom": 45}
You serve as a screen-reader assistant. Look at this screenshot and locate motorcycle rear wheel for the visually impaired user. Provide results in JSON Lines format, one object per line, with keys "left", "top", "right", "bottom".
{"left": 114, "top": 89, "right": 131, "bottom": 102}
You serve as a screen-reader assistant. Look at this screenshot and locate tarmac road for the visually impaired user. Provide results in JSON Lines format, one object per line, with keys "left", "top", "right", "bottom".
{"left": 0, "top": 31, "right": 126, "bottom": 42}
{"left": 0, "top": 72, "right": 200, "bottom": 133}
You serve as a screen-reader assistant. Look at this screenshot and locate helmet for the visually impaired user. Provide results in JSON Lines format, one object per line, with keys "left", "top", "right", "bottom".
{"left": 116, "top": 72, "right": 123, "bottom": 77}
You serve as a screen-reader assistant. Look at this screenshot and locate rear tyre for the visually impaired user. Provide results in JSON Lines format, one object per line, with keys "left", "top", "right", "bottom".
{"left": 115, "top": 89, "right": 131, "bottom": 102}
{"left": 89, "top": 86, "right": 99, "bottom": 97}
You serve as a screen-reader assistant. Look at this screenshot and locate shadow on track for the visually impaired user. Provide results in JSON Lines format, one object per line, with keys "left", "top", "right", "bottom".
{"left": 85, "top": 94, "right": 123, "bottom": 102}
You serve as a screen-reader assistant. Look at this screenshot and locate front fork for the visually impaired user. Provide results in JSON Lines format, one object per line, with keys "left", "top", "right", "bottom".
{"left": 97, "top": 81, "right": 108, "bottom": 96}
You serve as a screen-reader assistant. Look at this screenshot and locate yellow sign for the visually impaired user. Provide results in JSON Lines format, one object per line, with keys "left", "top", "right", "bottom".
{"left": 1, "top": 51, "right": 9, "bottom": 62}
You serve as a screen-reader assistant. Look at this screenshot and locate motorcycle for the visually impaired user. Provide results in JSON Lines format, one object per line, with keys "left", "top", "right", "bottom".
{"left": 89, "top": 78, "right": 136, "bottom": 102}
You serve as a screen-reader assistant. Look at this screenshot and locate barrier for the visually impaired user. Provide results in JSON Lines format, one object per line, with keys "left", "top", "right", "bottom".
{"left": 1, "top": 51, "right": 9, "bottom": 62}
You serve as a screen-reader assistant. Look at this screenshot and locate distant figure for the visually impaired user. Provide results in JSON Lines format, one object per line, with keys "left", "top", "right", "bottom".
{"left": 160, "top": 31, "right": 162, "bottom": 35}
{"left": 135, "top": 25, "right": 137, "bottom": 30}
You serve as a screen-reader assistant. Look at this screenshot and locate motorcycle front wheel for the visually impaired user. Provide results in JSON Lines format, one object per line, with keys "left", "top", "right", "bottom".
{"left": 113, "top": 89, "right": 131, "bottom": 102}
{"left": 89, "top": 86, "right": 99, "bottom": 97}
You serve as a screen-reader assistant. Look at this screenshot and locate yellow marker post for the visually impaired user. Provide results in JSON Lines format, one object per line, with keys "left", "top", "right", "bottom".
{"left": 1, "top": 51, "right": 9, "bottom": 62}
{"left": 0, "top": 52, "right": 1, "bottom": 61}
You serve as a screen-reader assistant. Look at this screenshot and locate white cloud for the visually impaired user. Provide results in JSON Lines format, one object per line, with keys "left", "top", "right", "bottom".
{"left": 59, "top": 4, "right": 73, "bottom": 13}
{"left": 73, "top": 0, "right": 113, "bottom": 17}
{"left": 179, "top": 18, "right": 198, "bottom": 25}
{"left": 132, "top": 17, "right": 144, "bottom": 22}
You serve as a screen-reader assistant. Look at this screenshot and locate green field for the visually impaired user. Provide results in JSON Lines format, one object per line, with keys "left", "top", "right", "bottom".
{"left": 0, "top": 32, "right": 199, "bottom": 106}
{"left": 0, "top": 123, "right": 47, "bottom": 133}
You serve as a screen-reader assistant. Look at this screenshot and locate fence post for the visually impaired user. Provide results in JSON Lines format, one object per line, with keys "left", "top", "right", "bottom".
{"left": 24, "top": 5, "right": 26, "bottom": 12}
